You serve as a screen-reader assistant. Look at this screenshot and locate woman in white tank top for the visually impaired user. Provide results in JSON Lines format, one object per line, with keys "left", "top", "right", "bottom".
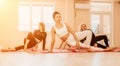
{"left": 50, "top": 11, "right": 115, "bottom": 52}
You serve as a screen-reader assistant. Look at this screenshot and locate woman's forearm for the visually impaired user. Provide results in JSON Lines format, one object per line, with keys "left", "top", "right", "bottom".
{"left": 72, "top": 32, "right": 80, "bottom": 47}
{"left": 58, "top": 41, "right": 64, "bottom": 49}
{"left": 62, "top": 42, "right": 67, "bottom": 49}
{"left": 50, "top": 40, "right": 55, "bottom": 51}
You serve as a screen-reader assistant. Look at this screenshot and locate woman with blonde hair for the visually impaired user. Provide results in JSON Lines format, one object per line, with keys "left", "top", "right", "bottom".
{"left": 16, "top": 22, "right": 47, "bottom": 51}
{"left": 1, "top": 22, "right": 47, "bottom": 52}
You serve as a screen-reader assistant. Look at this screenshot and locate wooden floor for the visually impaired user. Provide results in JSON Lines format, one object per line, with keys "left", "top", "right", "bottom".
{"left": 0, "top": 52, "right": 120, "bottom": 66}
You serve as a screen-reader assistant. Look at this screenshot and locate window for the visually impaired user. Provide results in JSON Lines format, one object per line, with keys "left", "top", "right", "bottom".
{"left": 91, "top": 14, "right": 100, "bottom": 34}
{"left": 18, "top": 2, "right": 55, "bottom": 31}
{"left": 90, "top": 2, "right": 111, "bottom": 35}
{"left": 103, "top": 14, "right": 110, "bottom": 34}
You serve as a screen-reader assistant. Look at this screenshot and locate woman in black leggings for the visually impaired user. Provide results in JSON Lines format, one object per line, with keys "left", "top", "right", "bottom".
{"left": 1, "top": 22, "right": 47, "bottom": 52}
{"left": 15, "top": 22, "right": 47, "bottom": 51}
{"left": 80, "top": 24, "right": 109, "bottom": 49}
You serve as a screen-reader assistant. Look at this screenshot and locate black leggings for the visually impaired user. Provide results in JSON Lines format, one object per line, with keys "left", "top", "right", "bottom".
{"left": 80, "top": 30, "right": 109, "bottom": 49}
{"left": 95, "top": 35, "right": 109, "bottom": 47}
{"left": 15, "top": 32, "right": 37, "bottom": 50}
{"left": 90, "top": 32, "right": 109, "bottom": 49}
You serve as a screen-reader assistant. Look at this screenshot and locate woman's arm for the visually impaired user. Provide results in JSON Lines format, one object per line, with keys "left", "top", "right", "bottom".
{"left": 62, "top": 42, "right": 68, "bottom": 49}
{"left": 58, "top": 40, "right": 64, "bottom": 49}
{"left": 42, "top": 32, "right": 47, "bottom": 50}
{"left": 65, "top": 23, "right": 80, "bottom": 47}
{"left": 58, "top": 40, "right": 69, "bottom": 49}
{"left": 50, "top": 27, "right": 56, "bottom": 52}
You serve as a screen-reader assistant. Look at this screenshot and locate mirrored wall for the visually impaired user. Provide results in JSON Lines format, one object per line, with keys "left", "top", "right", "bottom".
{"left": 74, "top": 0, "right": 113, "bottom": 45}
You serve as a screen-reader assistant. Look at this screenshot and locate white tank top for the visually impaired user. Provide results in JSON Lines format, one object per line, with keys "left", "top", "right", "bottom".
{"left": 54, "top": 23, "right": 69, "bottom": 37}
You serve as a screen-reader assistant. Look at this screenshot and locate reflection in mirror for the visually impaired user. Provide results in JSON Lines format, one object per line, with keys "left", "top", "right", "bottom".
{"left": 75, "top": 1, "right": 112, "bottom": 45}
{"left": 90, "top": 2, "right": 111, "bottom": 35}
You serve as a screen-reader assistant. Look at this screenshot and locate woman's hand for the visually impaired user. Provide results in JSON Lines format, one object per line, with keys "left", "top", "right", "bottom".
{"left": 48, "top": 50, "right": 53, "bottom": 53}
{"left": 94, "top": 43, "right": 98, "bottom": 47}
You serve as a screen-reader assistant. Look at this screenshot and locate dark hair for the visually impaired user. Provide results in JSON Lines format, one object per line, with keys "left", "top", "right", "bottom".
{"left": 52, "top": 11, "right": 60, "bottom": 19}
{"left": 39, "top": 22, "right": 45, "bottom": 32}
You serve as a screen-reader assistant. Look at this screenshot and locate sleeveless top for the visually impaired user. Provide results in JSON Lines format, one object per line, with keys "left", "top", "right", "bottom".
{"left": 54, "top": 23, "right": 69, "bottom": 37}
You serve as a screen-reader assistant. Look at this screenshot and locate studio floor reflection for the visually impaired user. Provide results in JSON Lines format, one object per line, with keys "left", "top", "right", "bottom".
{"left": 0, "top": 52, "right": 120, "bottom": 66}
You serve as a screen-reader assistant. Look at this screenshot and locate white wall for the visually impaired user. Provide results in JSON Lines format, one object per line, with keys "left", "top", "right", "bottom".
{"left": 74, "top": 0, "right": 120, "bottom": 47}
{"left": 75, "top": 9, "right": 90, "bottom": 31}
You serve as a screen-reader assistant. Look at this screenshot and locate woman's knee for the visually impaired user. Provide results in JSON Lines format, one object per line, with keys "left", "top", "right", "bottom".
{"left": 24, "top": 38, "right": 26, "bottom": 45}
{"left": 86, "top": 30, "right": 92, "bottom": 35}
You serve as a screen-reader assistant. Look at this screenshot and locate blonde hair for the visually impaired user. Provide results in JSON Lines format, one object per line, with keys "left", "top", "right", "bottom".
{"left": 39, "top": 22, "right": 45, "bottom": 32}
